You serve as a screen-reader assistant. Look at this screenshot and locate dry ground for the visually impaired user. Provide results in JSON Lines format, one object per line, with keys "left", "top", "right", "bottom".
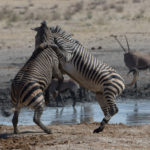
{"left": 0, "top": 0, "right": 150, "bottom": 149}
{"left": 0, "top": 123, "right": 150, "bottom": 150}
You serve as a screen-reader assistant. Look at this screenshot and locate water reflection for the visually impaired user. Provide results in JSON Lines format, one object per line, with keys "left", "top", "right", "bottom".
{"left": 126, "top": 102, "right": 150, "bottom": 125}
{"left": 50, "top": 105, "right": 94, "bottom": 125}
{"left": 0, "top": 99, "right": 150, "bottom": 126}
{"left": 50, "top": 107, "right": 78, "bottom": 125}
{"left": 80, "top": 105, "right": 94, "bottom": 123}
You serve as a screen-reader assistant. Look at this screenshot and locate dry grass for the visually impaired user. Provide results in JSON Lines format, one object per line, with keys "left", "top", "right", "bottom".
{"left": 0, "top": 0, "right": 150, "bottom": 48}
{"left": 64, "top": 1, "right": 83, "bottom": 20}
{"left": 133, "top": 0, "right": 141, "bottom": 3}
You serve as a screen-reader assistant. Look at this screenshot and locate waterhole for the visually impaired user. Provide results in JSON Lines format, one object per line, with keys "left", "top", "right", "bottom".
{"left": 0, "top": 98, "right": 150, "bottom": 126}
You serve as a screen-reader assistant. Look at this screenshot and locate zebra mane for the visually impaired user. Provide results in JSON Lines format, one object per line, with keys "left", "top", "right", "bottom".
{"left": 50, "top": 25, "right": 81, "bottom": 44}
{"left": 49, "top": 25, "right": 86, "bottom": 62}
{"left": 50, "top": 25, "right": 72, "bottom": 38}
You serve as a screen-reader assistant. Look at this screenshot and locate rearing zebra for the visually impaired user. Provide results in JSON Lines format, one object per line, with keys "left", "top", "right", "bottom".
{"left": 4, "top": 22, "right": 63, "bottom": 134}
{"left": 43, "top": 26, "right": 125, "bottom": 133}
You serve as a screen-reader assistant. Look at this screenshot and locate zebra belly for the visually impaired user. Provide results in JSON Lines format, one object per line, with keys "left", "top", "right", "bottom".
{"left": 63, "top": 63, "right": 102, "bottom": 92}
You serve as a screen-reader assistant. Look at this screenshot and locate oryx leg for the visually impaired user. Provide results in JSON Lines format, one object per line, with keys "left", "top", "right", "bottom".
{"left": 133, "top": 71, "right": 138, "bottom": 90}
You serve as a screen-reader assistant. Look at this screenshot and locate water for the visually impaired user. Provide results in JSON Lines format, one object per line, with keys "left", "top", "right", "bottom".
{"left": 0, "top": 98, "right": 150, "bottom": 126}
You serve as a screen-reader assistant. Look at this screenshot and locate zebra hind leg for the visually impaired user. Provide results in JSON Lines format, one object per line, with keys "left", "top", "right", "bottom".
{"left": 95, "top": 101, "right": 118, "bottom": 132}
{"left": 93, "top": 93, "right": 107, "bottom": 133}
{"left": 94, "top": 93, "right": 118, "bottom": 133}
{"left": 100, "top": 102, "right": 118, "bottom": 133}
{"left": 12, "top": 110, "right": 20, "bottom": 134}
{"left": 33, "top": 106, "right": 52, "bottom": 134}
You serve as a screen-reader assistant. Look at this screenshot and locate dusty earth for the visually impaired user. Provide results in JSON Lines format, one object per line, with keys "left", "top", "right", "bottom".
{"left": 0, "top": 123, "right": 150, "bottom": 150}
{"left": 0, "top": 0, "right": 150, "bottom": 149}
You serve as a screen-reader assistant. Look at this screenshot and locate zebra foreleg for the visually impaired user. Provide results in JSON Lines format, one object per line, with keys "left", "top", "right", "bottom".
{"left": 12, "top": 110, "right": 20, "bottom": 134}
{"left": 33, "top": 106, "right": 52, "bottom": 134}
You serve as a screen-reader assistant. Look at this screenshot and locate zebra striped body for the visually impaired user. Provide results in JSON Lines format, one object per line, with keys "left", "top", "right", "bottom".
{"left": 11, "top": 47, "right": 58, "bottom": 109}
{"left": 10, "top": 22, "right": 63, "bottom": 134}
{"left": 49, "top": 26, "right": 125, "bottom": 133}
{"left": 54, "top": 41, "right": 124, "bottom": 96}
{"left": 61, "top": 48, "right": 121, "bottom": 93}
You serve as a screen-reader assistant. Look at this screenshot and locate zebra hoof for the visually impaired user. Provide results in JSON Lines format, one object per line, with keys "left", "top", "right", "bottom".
{"left": 45, "top": 129, "right": 52, "bottom": 134}
{"left": 93, "top": 126, "right": 104, "bottom": 133}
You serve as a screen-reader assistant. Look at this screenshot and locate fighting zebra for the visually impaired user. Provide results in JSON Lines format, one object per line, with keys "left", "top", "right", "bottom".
{"left": 3, "top": 22, "right": 63, "bottom": 134}
{"left": 36, "top": 25, "right": 125, "bottom": 133}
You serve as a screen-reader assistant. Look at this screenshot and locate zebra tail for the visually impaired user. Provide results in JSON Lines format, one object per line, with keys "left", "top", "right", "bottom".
{"left": 1, "top": 107, "right": 15, "bottom": 117}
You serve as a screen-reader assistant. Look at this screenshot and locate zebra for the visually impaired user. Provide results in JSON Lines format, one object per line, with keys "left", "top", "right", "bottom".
{"left": 36, "top": 25, "right": 125, "bottom": 133}
{"left": 4, "top": 22, "right": 63, "bottom": 134}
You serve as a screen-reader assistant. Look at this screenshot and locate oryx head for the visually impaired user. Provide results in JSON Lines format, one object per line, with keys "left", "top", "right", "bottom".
{"left": 111, "top": 34, "right": 131, "bottom": 54}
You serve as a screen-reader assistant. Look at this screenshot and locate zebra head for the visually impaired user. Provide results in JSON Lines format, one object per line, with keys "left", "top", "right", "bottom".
{"left": 32, "top": 21, "right": 54, "bottom": 49}
{"left": 32, "top": 22, "right": 71, "bottom": 62}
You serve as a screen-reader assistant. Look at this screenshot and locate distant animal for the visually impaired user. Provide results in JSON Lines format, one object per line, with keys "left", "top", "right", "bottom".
{"left": 2, "top": 22, "right": 63, "bottom": 134}
{"left": 36, "top": 25, "right": 125, "bottom": 133}
{"left": 111, "top": 35, "right": 150, "bottom": 89}
{"left": 78, "top": 86, "right": 93, "bottom": 101}
{"left": 45, "top": 78, "right": 79, "bottom": 107}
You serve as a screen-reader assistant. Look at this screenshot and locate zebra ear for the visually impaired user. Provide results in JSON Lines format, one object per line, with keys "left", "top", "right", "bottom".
{"left": 31, "top": 27, "right": 40, "bottom": 31}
